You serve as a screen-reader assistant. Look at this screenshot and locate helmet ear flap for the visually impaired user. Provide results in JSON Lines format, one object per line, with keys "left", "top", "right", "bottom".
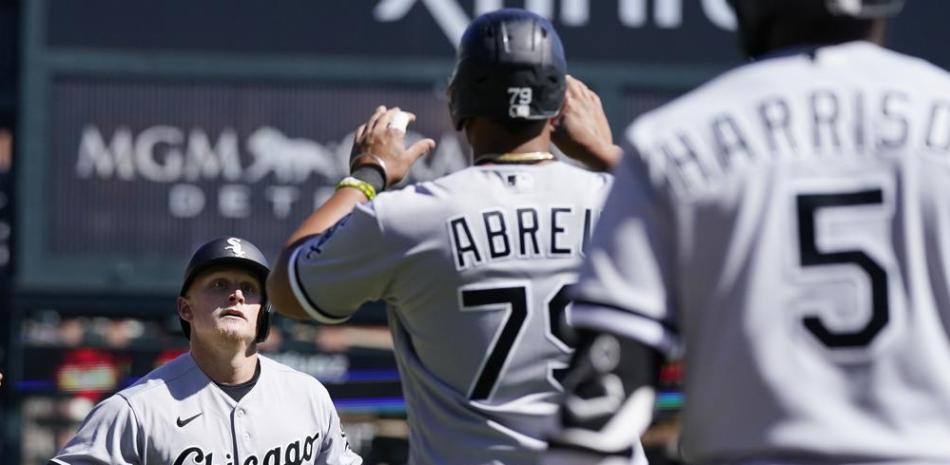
{"left": 255, "top": 303, "right": 273, "bottom": 343}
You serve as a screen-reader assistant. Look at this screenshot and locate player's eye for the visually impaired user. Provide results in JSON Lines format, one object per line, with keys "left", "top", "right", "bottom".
{"left": 240, "top": 282, "right": 260, "bottom": 296}
{"left": 210, "top": 278, "right": 230, "bottom": 290}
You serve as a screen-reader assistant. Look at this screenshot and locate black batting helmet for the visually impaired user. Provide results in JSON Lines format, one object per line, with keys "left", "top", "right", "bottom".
{"left": 448, "top": 8, "right": 567, "bottom": 131}
{"left": 179, "top": 237, "right": 272, "bottom": 343}
{"left": 728, "top": 0, "right": 905, "bottom": 57}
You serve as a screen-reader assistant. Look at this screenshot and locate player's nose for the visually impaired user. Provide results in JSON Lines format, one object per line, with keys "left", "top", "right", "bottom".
{"left": 229, "top": 288, "right": 246, "bottom": 304}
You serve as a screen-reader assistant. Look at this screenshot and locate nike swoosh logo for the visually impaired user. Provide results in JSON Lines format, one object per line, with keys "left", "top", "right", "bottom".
{"left": 176, "top": 412, "right": 203, "bottom": 427}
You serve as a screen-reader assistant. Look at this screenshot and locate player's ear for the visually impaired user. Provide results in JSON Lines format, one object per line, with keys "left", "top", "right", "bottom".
{"left": 177, "top": 296, "right": 194, "bottom": 323}
{"left": 544, "top": 114, "right": 561, "bottom": 139}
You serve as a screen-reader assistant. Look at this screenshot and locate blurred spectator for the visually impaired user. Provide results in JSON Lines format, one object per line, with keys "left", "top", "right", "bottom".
{"left": 57, "top": 319, "right": 84, "bottom": 347}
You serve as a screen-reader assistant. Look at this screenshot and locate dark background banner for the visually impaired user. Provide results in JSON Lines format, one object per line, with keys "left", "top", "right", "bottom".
{"left": 46, "top": 0, "right": 743, "bottom": 64}
{"left": 48, "top": 78, "right": 466, "bottom": 260}
{"left": 43, "top": 0, "right": 950, "bottom": 68}
{"left": 17, "top": 0, "right": 950, "bottom": 293}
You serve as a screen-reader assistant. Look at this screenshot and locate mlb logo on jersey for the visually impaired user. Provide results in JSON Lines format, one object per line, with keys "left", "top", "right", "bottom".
{"left": 506, "top": 173, "right": 536, "bottom": 192}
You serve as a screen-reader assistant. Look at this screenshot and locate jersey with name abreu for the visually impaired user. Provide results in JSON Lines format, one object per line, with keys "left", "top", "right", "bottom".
{"left": 50, "top": 354, "right": 361, "bottom": 465}
{"left": 571, "top": 41, "right": 950, "bottom": 464}
{"left": 290, "top": 162, "right": 614, "bottom": 465}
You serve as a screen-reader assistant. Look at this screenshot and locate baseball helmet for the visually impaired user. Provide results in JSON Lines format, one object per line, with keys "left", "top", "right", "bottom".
{"left": 179, "top": 237, "right": 272, "bottom": 343}
{"left": 447, "top": 8, "right": 567, "bottom": 131}
{"left": 728, "top": 0, "right": 905, "bottom": 57}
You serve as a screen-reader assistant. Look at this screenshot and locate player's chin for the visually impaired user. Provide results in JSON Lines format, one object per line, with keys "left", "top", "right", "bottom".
{"left": 213, "top": 322, "right": 256, "bottom": 343}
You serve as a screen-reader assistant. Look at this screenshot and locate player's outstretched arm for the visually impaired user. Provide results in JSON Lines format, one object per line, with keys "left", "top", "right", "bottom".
{"left": 552, "top": 75, "right": 623, "bottom": 172}
{"left": 268, "top": 187, "right": 369, "bottom": 322}
{"left": 268, "top": 106, "right": 435, "bottom": 321}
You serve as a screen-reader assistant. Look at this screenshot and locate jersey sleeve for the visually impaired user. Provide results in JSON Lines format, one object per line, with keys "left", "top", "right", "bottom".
{"left": 569, "top": 151, "right": 681, "bottom": 355}
{"left": 48, "top": 395, "right": 142, "bottom": 465}
{"left": 288, "top": 201, "right": 399, "bottom": 324}
{"left": 313, "top": 386, "right": 363, "bottom": 465}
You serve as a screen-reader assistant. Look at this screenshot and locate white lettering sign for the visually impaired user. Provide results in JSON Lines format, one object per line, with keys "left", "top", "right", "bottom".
{"left": 168, "top": 184, "right": 205, "bottom": 218}
{"left": 374, "top": 0, "right": 736, "bottom": 48}
{"left": 77, "top": 125, "right": 136, "bottom": 180}
{"left": 266, "top": 186, "right": 301, "bottom": 219}
{"left": 245, "top": 127, "right": 342, "bottom": 183}
{"left": 219, "top": 184, "right": 251, "bottom": 218}
{"left": 75, "top": 124, "right": 469, "bottom": 219}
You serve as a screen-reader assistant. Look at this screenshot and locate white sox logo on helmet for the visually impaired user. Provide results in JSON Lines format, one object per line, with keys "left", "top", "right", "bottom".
{"left": 225, "top": 237, "right": 247, "bottom": 257}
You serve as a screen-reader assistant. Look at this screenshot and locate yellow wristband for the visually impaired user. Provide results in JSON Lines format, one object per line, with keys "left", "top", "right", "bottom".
{"left": 336, "top": 176, "right": 377, "bottom": 200}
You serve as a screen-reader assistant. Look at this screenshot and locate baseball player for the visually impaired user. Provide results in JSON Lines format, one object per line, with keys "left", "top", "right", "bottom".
{"left": 544, "top": 0, "right": 950, "bottom": 464}
{"left": 50, "top": 237, "right": 361, "bottom": 465}
{"left": 266, "top": 9, "right": 643, "bottom": 465}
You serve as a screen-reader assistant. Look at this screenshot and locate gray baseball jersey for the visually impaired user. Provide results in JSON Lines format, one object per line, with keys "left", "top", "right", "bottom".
{"left": 50, "top": 354, "right": 361, "bottom": 465}
{"left": 571, "top": 42, "right": 950, "bottom": 464}
{"left": 289, "top": 162, "right": 645, "bottom": 465}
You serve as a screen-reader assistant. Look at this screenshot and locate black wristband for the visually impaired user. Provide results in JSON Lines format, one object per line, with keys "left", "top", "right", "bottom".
{"left": 351, "top": 165, "right": 386, "bottom": 193}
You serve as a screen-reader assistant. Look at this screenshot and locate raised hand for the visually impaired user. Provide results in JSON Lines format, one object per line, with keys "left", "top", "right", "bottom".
{"left": 552, "top": 76, "right": 623, "bottom": 172}
{"left": 350, "top": 106, "right": 437, "bottom": 188}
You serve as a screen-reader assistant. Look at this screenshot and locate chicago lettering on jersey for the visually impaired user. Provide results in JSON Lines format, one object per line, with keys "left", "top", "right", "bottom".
{"left": 173, "top": 431, "right": 320, "bottom": 465}
{"left": 645, "top": 90, "right": 950, "bottom": 196}
{"left": 447, "top": 206, "right": 597, "bottom": 270}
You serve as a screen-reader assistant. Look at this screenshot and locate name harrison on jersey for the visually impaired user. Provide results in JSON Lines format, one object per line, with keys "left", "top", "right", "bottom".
{"left": 642, "top": 90, "right": 950, "bottom": 196}
{"left": 447, "top": 206, "right": 598, "bottom": 270}
{"left": 173, "top": 431, "right": 320, "bottom": 465}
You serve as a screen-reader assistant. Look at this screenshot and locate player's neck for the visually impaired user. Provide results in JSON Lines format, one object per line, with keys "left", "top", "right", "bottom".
{"left": 763, "top": 19, "right": 885, "bottom": 56}
{"left": 466, "top": 117, "right": 554, "bottom": 160}
{"left": 472, "top": 135, "right": 551, "bottom": 157}
{"left": 189, "top": 339, "right": 259, "bottom": 385}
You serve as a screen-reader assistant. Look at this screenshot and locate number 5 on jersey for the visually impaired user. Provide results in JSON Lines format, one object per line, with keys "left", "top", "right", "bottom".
{"left": 794, "top": 186, "right": 896, "bottom": 351}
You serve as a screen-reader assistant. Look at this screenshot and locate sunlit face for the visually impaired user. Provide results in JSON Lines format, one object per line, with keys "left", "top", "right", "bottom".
{"left": 178, "top": 267, "right": 263, "bottom": 344}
